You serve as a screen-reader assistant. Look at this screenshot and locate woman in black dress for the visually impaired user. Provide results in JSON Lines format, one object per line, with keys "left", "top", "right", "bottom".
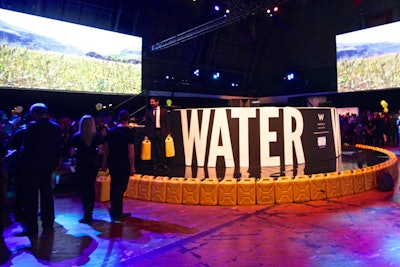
{"left": 70, "top": 115, "right": 103, "bottom": 224}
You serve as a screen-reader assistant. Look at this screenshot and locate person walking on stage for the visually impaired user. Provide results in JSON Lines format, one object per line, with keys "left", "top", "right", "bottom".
{"left": 144, "top": 97, "right": 171, "bottom": 171}
{"left": 15, "top": 103, "right": 61, "bottom": 237}
{"left": 70, "top": 115, "right": 103, "bottom": 224}
{"left": 101, "top": 110, "right": 135, "bottom": 222}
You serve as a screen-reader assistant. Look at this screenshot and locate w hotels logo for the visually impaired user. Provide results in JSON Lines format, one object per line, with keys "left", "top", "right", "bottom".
{"left": 317, "top": 113, "right": 325, "bottom": 121}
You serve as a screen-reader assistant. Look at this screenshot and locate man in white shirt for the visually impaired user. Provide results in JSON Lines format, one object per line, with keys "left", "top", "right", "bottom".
{"left": 144, "top": 97, "right": 171, "bottom": 171}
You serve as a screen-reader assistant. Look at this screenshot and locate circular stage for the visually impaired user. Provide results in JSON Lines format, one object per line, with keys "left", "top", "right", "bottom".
{"left": 95, "top": 144, "right": 398, "bottom": 206}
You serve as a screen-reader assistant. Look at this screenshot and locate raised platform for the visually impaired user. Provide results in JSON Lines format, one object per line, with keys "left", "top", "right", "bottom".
{"left": 96, "top": 144, "right": 398, "bottom": 205}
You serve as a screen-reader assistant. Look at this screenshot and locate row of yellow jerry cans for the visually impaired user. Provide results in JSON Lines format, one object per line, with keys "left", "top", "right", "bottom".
{"left": 119, "top": 169, "right": 381, "bottom": 205}
{"left": 93, "top": 145, "right": 397, "bottom": 204}
{"left": 95, "top": 160, "right": 395, "bottom": 205}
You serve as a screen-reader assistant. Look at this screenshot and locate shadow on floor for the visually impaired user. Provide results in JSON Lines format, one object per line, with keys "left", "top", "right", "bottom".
{"left": 90, "top": 217, "right": 198, "bottom": 240}
{"left": 15, "top": 222, "right": 97, "bottom": 265}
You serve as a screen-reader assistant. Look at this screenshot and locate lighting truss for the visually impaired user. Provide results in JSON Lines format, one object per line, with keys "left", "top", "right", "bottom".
{"left": 150, "top": 0, "right": 288, "bottom": 51}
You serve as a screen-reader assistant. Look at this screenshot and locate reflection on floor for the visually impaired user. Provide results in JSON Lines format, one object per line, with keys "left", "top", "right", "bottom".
{"left": 2, "top": 147, "right": 400, "bottom": 266}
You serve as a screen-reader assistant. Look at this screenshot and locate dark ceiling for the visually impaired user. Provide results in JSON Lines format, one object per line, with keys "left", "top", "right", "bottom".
{"left": 1, "top": 0, "right": 399, "bottom": 97}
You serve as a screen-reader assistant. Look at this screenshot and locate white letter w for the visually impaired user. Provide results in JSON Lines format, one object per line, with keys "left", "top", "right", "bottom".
{"left": 180, "top": 109, "right": 211, "bottom": 166}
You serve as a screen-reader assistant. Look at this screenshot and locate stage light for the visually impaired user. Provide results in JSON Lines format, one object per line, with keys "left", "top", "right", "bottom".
{"left": 286, "top": 73, "right": 295, "bottom": 81}
{"left": 231, "top": 82, "right": 238, "bottom": 87}
{"left": 193, "top": 69, "right": 200, "bottom": 77}
{"left": 267, "top": 6, "right": 279, "bottom": 16}
{"left": 225, "top": 9, "right": 230, "bottom": 14}
{"left": 212, "top": 72, "right": 220, "bottom": 80}
{"left": 214, "top": 5, "right": 220, "bottom": 12}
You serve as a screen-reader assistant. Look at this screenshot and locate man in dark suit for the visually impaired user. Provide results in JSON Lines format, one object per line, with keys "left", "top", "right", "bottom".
{"left": 144, "top": 97, "right": 171, "bottom": 170}
{"left": 15, "top": 103, "right": 61, "bottom": 237}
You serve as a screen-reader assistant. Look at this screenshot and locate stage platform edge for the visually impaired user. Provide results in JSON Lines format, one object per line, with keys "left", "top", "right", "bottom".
{"left": 96, "top": 144, "right": 398, "bottom": 205}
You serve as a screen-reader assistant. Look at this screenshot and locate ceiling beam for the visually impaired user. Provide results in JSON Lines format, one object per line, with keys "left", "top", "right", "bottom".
{"left": 150, "top": 0, "right": 288, "bottom": 52}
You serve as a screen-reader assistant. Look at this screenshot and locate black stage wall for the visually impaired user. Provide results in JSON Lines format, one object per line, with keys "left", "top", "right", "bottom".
{"left": 2, "top": 88, "right": 400, "bottom": 120}
{"left": 166, "top": 107, "right": 341, "bottom": 172}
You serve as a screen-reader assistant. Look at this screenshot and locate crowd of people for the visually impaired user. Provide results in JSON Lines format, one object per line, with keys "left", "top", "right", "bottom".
{"left": 1, "top": 101, "right": 400, "bottom": 263}
{"left": 339, "top": 110, "right": 400, "bottom": 149}
{"left": 0, "top": 96, "right": 171, "bottom": 264}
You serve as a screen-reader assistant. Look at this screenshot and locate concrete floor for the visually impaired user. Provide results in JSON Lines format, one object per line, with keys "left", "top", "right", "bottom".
{"left": 2, "top": 149, "right": 400, "bottom": 267}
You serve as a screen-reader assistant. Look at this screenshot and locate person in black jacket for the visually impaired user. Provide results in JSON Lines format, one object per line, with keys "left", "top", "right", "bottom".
{"left": 101, "top": 110, "right": 135, "bottom": 222}
{"left": 70, "top": 115, "right": 103, "bottom": 224}
{"left": 14, "top": 103, "right": 61, "bottom": 237}
{"left": 8, "top": 113, "right": 31, "bottom": 222}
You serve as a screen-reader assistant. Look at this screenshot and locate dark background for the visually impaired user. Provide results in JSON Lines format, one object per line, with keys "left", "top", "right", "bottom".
{"left": 1, "top": 0, "right": 399, "bottom": 118}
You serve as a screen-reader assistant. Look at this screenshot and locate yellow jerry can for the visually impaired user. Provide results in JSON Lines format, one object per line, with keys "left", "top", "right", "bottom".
{"left": 165, "top": 136, "right": 175, "bottom": 157}
{"left": 141, "top": 137, "right": 151, "bottom": 160}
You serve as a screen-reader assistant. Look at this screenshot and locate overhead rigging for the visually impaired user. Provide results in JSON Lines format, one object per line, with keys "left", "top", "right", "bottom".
{"left": 150, "top": 0, "right": 288, "bottom": 51}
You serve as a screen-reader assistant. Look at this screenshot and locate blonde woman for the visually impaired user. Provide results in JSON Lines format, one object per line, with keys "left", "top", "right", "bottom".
{"left": 70, "top": 115, "right": 103, "bottom": 224}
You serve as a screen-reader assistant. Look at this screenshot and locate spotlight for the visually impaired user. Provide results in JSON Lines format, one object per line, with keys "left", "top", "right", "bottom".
{"left": 286, "top": 73, "right": 295, "bottom": 81}
{"left": 267, "top": 6, "right": 279, "bottom": 16}
{"left": 214, "top": 5, "right": 220, "bottom": 12}
{"left": 212, "top": 72, "right": 220, "bottom": 80}
{"left": 193, "top": 69, "right": 200, "bottom": 77}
